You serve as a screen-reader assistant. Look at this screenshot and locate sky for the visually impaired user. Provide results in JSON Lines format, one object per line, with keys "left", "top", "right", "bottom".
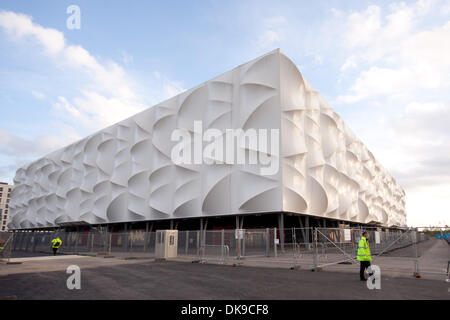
{"left": 0, "top": 0, "right": 449, "bottom": 227}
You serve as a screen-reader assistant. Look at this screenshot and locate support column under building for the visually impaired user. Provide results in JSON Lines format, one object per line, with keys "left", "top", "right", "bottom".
{"left": 200, "top": 218, "right": 208, "bottom": 247}
{"left": 278, "top": 213, "right": 285, "bottom": 252}
{"left": 235, "top": 216, "right": 244, "bottom": 229}
{"left": 123, "top": 222, "right": 129, "bottom": 252}
{"left": 305, "top": 216, "right": 310, "bottom": 243}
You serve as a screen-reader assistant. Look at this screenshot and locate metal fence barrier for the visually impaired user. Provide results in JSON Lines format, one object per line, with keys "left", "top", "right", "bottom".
{"left": 199, "top": 245, "right": 230, "bottom": 264}
{"left": 0, "top": 232, "right": 14, "bottom": 263}
{"left": 9, "top": 226, "right": 446, "bottom": 279}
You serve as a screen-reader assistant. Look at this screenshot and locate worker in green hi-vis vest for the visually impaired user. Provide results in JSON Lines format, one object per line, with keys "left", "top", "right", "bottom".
{"left": 51, "top": 237, "right": 62, "bottom": 255}
{"left": 357, "top": 231, "right": 373, "bottom": 281}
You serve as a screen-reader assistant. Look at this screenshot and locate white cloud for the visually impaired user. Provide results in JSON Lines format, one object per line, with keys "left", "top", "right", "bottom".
{"left": 31, "top": 90, "right": 45, "bottom": 100}
{"left": 257, "top": 16, "right": 286, "bottom": 49}
{"left": 337, "top": 66, "right": 417, "bottom": 103}
{"left": 345, "top": 5, "right": 381, "bottom": 47}
{"left": 121, "top": 51, "right": 133, "bottom": 65}
{"left": 0, "top": 10, "right": 147, "bottom": 134}
{"left": 257, "top": 30, "right": 282, "bottom": 49}
{"left": 0, "top": 10, "right": 182, "bottom": 184}
{"left": 0, "top": 125, "right": 82, "bottom": 183}
{"left": 442, "top": 2, "right": 450, "bottom": 15}
{"left": 406, "top": 184, "right": 450, "bottom": 227}
{"left": 163, "top": 81, "right": 185, "bottom": 98}
{"left": 0, "top": 11, "right": 65, "bottom": 54}
{"left": 152, "top": 71, "right": 185, "bottom": 99}
{"left": 337, "top": 1, "right": 450, "bottom": 103}
{"left": 340, "top": 56, "right": 357, "bottom": 71}
{"left": 333, "top": 0, "right": 450, "bottom": 226}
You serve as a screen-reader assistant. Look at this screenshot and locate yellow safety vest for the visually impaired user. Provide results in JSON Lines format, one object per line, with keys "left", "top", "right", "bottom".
{"left": 357, "top": 236, "right": 372, "bottom": 262}
{"left": 51, "top": 238, "right": 62, "bottom": 248}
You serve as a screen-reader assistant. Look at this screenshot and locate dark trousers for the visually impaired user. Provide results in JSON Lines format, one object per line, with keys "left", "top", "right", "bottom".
{"left": 360, "top": 261, "right": 371, "bottom": 280}
{"left": 52, "top": 247, "right": 58, "bottom": 255}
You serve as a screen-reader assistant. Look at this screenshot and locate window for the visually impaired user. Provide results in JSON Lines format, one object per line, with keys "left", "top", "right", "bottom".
{"left": 1, "top": 227, "right": 5, "bottom": 231}
{"left": 3, "top": 215, "right": 6, "bottom": 220}
{"left": 2, "top": 221, "right": 6, "bottom": 225}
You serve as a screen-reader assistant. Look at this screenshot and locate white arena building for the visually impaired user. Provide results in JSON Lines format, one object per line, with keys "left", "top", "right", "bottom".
{"left": 8, "top": 49, "right": 406, "bottom": 231}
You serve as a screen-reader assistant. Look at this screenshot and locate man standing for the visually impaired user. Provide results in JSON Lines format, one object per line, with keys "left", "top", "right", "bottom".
{"left": 357, "top": 231, "right": 372, "bottom": 281}
{"left": 51, "top": 237, "right": 62, "bottom": 255}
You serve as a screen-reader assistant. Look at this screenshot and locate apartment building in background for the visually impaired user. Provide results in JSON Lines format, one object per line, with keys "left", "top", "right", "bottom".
{"left": 0, "top": 182, "right": 12, "bottom": 231}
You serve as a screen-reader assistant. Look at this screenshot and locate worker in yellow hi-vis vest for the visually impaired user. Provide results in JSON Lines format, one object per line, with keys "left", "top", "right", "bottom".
{"left": 51, "top": 237, "right": 62, "bottom": 255}
{"left": 357, "top": 231, "right": 372, "bottom": 281}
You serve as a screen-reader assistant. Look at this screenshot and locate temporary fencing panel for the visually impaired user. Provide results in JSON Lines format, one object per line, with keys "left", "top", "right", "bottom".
{"left": 9, "top": 227, "right": 448, "bottom": 280}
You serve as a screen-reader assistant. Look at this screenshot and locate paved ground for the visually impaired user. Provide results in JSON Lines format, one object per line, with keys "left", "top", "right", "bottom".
{"left": 10, "top": 250, "right": 56, "bottom": 258}
{"left": 0, "top": 257, "right": 449, "bottom": 300}
{"left": 381, "top": 238, "right": 436, "bottom": 257}
{"left": 1, "top": 238, "right": 448, "bottom": 300}
{"left": 418, "top": 238, "right": 450, "bottom": 274}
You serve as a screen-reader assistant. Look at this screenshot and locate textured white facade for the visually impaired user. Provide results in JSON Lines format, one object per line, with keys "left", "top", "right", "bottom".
{"left": 9, "top": 49, "right": 406, "bottom": 230}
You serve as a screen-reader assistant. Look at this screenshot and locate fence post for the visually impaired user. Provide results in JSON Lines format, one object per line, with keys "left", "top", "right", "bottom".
{"left": 18, "top": 232, "right": 24, "bottom": 251}
{"left": 108, "top": 232, "right": 112, "bottom": 254}
{"left": 278, "top": 213, "right": 285, "bottom": 253}
{"left": 413, "top": 231, "right": 419, "bottom": 277}
{"left": 185, "top": 230, "right": 189, "bottom": 255}
{"left": 143, "top": 230, "right": 148, "bottom": 252}
{"left": 221, "top": 230, "right": 225, "bottom": 261}
{"left": 24, "top": 233, "right": 30, "bottom": 252}
{"left": 306, "top": 219, "right": 310, "bottom": 245}
{"left": 274, "top": 227, "right": 277, "bottom": 258}
{"left": 31, "top": 233, "right": 37, "bottom": 252}
{"left": 313, "top": 228, "right": 318, "bottom": 270}
{"left": 9, "top": 233, "right": 14, "bottom": 263}
{"left": 196, "top": 230, "right": 200, "bottom": 256}
{"left": 265, "top": 228, "right": 270, "bottom": 257}
{"left": 242, "top": 229, "right": 246, "bottom": 257}
{"left": 237, "top": 229, "right": 241, "bottom": 260}
{"left": 86, "top": 232, "right": 91, "bottom": 252}
{"left": 12, "top": 232, "right": 17, "bottom": 251}
{"left": 61, "top": 233, "right": 67, "bottom": 254}
{"left": 71, "top": 232, "right": 76, "bottom": 252}
{"left": 75, "top": 232, "right": 79, "bottom": 253}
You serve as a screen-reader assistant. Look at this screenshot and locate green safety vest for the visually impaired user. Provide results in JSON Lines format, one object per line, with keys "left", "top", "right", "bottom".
{"left": 357, "top": 236, "right": 372, "bottom": 262}
{"left": 51, "top": 238, "right": 62, "bottom": 249}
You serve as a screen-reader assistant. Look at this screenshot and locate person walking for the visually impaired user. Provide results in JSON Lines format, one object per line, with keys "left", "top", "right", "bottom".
{"left": 51, "top": 237, "right": 62, "bottom": 255}
{"left": 357, "top": 231, "right": 372, "bottom": 281}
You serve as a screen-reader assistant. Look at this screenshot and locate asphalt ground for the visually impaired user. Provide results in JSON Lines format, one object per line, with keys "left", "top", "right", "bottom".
{"left": 1, "top": 259, "right": 449, "bottom": 300}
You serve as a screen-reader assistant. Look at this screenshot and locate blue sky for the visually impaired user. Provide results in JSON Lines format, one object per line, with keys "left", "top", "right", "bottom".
{"left": 1, "top": 0, "right": 449, "bottom": 226}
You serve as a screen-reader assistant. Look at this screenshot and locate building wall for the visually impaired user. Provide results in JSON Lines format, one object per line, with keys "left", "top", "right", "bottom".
{"left": 0, "top": 182, "right": 13, "bottom": 231}
{"left": 8, "top": 49, "right": 406, "bottom": 230}
{"left": 279, "top": 54, "right": 406, "bottom": 226}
